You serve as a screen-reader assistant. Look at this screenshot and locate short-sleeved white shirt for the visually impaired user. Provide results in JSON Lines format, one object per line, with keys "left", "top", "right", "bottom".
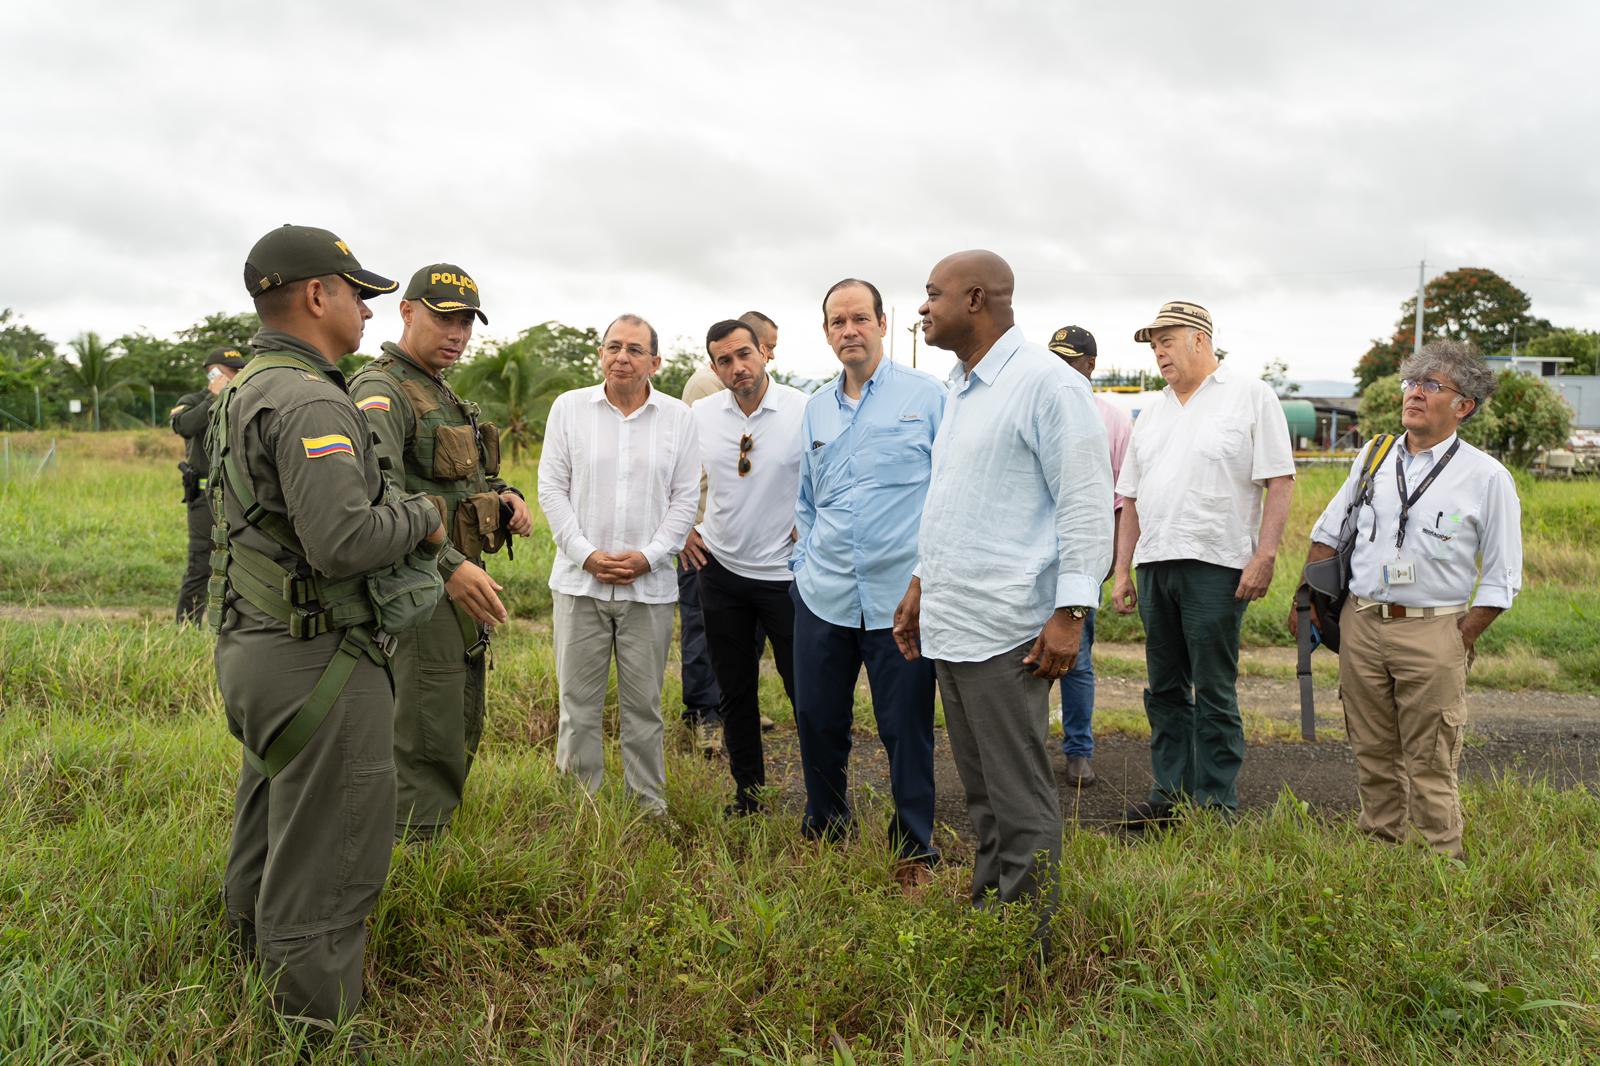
{"left": 694, "top": 379, "right": 808, "bottom": 582}
{"left": 1116, "top": 363, "right": 1296, "bottom": 570}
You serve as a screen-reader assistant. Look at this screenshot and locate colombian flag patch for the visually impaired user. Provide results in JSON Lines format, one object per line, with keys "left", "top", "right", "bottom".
{"left": 302, "top": 434, "right": 355, "bottom": 459}
{"left": 357, "top": 395, "right": 392, "bottom": 413}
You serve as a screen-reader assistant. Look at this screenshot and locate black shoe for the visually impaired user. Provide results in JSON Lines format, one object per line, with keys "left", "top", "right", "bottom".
{"left": 1122, "top": 800, "right": 1176, "bottom": 829}
{"left": 1064, "top": 755, "right": 1096, "bottom": 788}
{"left": 723, "top": 800, "right": 762, "bottom": 819}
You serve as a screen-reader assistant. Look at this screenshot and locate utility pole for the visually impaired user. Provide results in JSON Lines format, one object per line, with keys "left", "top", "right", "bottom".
{"left": 148, "top": 384, "right": 156, "bottom": 426}
{"left": 908, "top": 321, "right": 920, "bottom": 369}
{"left": 92, "top": 385, "right": 100, "bottom": 432}
{"left": 1413, "top": 258, "right": 1426, "bottom": 357}
{"left": 889, "top": 307, "right": 897, "bottom": 361}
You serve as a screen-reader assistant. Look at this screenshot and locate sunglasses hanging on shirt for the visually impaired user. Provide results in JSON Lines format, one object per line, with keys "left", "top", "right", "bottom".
{"left": 738, "top": 433, "right": 754, "bottom": 477}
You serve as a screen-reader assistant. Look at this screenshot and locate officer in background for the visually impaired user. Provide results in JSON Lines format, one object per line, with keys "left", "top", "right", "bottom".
{"left": 170, "top": 347, "right": 244, "bottom": 624}
{"left": 215, "top": 224, "right": 444, "bottom": 1038}
{"left": 350, "top": 264, "right": 532, "bottom": 841}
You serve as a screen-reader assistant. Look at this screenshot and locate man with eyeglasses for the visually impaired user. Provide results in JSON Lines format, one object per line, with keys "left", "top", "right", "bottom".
{"left": 537, "top": 314, "right": 700, "bottom": 815}
{"left": 1291, "top": 341, "right": 1521, "bottom": 859}
{"left": 681, "top": 318, "right": 808, "bottom": 816}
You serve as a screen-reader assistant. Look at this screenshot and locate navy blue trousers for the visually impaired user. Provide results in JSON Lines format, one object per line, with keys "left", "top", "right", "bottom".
{"left": 676, "top": 556, "right": 723, "bottom": 724}
{"left": 790, "top": 585, "right": 939, "bottom": 863}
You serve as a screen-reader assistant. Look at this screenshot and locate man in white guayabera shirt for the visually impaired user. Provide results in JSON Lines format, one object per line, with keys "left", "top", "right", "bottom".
{"left": 537, "top": 314, "right": 699, "bottom": 815}
{"left": 894, "top": 249, "right": 1113, "bottom": 959}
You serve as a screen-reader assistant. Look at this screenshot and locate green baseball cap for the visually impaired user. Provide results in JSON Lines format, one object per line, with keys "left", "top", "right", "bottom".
{"left": 404, "top": 263, "right": 488, "bottom": 325}
{"left": 242, "top": 224, "right": 398, "bottom": 298}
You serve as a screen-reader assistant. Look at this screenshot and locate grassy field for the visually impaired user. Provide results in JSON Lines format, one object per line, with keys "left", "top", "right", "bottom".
{"left": 4, "top": 429, "right": 1600, "bottom": 1062}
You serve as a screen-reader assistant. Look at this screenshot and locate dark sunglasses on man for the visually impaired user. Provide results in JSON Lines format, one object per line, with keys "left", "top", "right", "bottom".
{"left": 738, "top": 433, "right": 754, "bottom": 477}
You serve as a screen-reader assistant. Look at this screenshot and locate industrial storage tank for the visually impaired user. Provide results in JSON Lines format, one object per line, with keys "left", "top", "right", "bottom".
{"left": 1279, "top": 399, "right": 1317, "bottom": 448}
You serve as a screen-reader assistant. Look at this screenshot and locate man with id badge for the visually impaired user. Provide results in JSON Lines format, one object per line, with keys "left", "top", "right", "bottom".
{"left": 1292, "top": 340, "right": 1522, "bottom": 859}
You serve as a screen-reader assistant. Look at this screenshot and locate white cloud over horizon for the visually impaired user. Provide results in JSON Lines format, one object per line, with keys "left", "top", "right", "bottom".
{"left": 4, "top": 0, "right": 1598, "bottom": 386}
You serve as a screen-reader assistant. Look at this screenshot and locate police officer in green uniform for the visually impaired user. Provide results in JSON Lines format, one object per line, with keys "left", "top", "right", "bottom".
{"left": 169, "top": 346, "right": 245, "bottom": 624}
{"left": 214, "top": 224, "right": 445, "bottom": 1035}
{"left": 349, "top": 264, "right": 532, "bottom": 841}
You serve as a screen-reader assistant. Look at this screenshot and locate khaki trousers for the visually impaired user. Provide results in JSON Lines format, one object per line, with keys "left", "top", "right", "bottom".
{"left": 552, "top": 592, "right": 674, "bottom": 812}
{"left": 1337, "top": 600, "right": 1470, "bottom": 858}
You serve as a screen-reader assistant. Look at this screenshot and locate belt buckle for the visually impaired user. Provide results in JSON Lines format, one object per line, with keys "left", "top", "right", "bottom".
{"left": 1383, "top": 604, "right": 1408, "bottom": 620}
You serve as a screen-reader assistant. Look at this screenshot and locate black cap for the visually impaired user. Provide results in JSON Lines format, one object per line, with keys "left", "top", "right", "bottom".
{"left": 203, "top": 346, "right": 246, "bottom": 370}
{"left": 404, "top": 263, "right": 488, "bottom": 325}
{"left": 243, "top": 224, "right": 398, "bottom": 298}
{"left": 1048, "top": 325, "right": 1097, "bottom": 361}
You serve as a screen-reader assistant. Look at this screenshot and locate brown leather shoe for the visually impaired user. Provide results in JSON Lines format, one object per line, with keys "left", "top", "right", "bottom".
{"left": 893, "top": 861, "right": 934, "bottom": 898}
{"left": 1064, "top": 755, "right": 1096, "bottom": 787}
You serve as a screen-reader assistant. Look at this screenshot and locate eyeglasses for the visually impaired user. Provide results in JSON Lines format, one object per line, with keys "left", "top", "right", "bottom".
{"left": 738, "top": 433, "right": 754, "bottom": 477}
{"left": 1401, "top": 378, "right": 1462, "bottom": 397}
{"left": 602, "top": 341, "right": 652, "bottom": 360}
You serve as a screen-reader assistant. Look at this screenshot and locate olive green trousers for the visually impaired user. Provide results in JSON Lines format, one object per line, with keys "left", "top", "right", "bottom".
{"left": 391, "top": 593, "right": 486, "bottom": 839}
{"left": 218, "top": 599, "right": 396, "bottom": 1023}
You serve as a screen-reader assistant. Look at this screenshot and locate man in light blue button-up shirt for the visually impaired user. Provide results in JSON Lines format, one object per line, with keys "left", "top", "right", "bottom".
{"left": 791, "top": 278, "right": 946, "bottom": 885}
{"left": 894, "top": 251, "right": 1114, "bottom": 953}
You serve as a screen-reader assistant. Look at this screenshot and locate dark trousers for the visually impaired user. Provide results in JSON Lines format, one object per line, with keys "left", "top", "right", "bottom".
{"left": 697, "top": 555, "right": 796, "bottom": 810}
{"left": 936, "top": 643, "right": 1059, "bottom": 949}
{"left": 790, "top": 586, "right": 938, "bottom": 862}
{"left": 176, "top": 494, "right": 211, "bottom": 625}
{"left": 676, "top": 556, "right": 723, "bottom": 724}
{"left": 1137, "top": 560, "right": 1248, "bottom": 811}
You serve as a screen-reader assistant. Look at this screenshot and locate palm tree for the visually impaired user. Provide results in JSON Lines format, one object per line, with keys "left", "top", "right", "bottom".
{"left": 64, "top": 332, "right": 141, "bottom": 429}
{"left": 452, "top": 330, "right": 592, "bottom": 460}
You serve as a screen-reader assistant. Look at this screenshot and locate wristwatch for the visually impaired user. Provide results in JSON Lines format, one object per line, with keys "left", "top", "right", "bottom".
{"left": 1064, "top": 605, "right": 1090, "bottom": 620}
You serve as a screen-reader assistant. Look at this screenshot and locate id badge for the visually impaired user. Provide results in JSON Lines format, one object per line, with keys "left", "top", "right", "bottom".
{"left": 1382, "top": 561, "right": 1416, "bottom": 586}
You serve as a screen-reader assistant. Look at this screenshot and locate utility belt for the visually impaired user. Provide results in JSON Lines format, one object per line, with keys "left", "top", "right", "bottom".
{"left": 1351, "top": 595, "right": 1469, "bottom": 620}
{"left": 219, "top": 538, "right": 443, "bottom": 779}
{"left": 179, "top": 461, "right": 208, "bottom": 504}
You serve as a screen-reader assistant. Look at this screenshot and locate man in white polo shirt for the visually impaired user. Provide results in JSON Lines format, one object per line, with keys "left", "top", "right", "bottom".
{"left": 1111, "top": 301, "right": 1295, "bottom": 826}
{"left": 681, "top": 318, "right": 808, "bottom": 816}
{"left": 1293, "top": 340, "right": 1521, "bottom": 858}
{"left": 537, "top": 314, "right": 700, "bottom": 815}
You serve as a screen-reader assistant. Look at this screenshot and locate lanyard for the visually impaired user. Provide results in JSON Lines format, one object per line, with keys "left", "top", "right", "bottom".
{"left": 1393, "top": 437, "right": 1459, "bottom": 553}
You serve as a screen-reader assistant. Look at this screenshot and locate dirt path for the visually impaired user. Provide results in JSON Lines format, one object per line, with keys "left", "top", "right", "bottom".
{"left": 0, "top": 604, "right": 151, "bottom": 622}
{"left": 751, "top": 668, "right": 1600, "bottom": 842}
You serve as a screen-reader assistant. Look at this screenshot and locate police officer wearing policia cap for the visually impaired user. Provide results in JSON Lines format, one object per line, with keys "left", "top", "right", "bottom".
{"left": 212, "top": 224, "right": 445, "bottom": 1035}
{"left": 350, "top": 265, "right": 531, "bottom": 842}
{"left": 170, "top": 346, "right": 244, "bottom": 624}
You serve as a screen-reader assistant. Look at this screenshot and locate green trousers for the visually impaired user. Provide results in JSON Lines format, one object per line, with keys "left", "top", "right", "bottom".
{"left": 1136, "top": 560, "right": 1248, "bottom": 811}
{"left": 176, "top": 494, "right": 211, "bottom": 625}
{"left": 218, "top": 599, "right": 396, "bottom": 1023}
{"left": 392, "top": 593, "right": 485, "bottom": 839}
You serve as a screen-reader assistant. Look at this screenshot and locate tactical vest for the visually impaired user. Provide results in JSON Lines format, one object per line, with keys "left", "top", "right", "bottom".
{"left": 351, "top": 350, "right": 506, "bottom": 562}
{"left": 207, "top": 352, "right": 443, "bottom": 779}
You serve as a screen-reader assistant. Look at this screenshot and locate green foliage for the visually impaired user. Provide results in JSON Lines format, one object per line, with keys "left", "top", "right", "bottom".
{"left": 452, "top": 322, "right": 599, "bottom": 457}
{"left": 1260, "top": 358, "right": 1298, "bottom": 395}
{"left": 63, "top": 332, "right": 143, "bottom": 428}
{"left": 1521, "top": 328, "right": 1600, "bottom": 376}
{"left": 654, "top": 345, "right": 702, "bottom": 399}
{"left": 114, "top": 311, "right": 260, "bottom": 396}
{"left": 1356, "top": 268, "right": 1551, "bottom": 390}
{"left": 1483, "top": 370, "right": 1575, "bottom": 467}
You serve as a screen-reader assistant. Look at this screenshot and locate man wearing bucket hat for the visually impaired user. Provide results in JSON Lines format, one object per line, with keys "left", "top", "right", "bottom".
{"left": 1044, "top": 326, "right": 1132, "bottom": 788}
{"left": 351, "top": 265, "right": 531, "bottom": 842}
{"left": 170, "top": 346, "right": 246, "bottom": 624}
{"left": 214, "top": 225, "right": 445, "bottom": 1038}
{"left": 1110, "top": 301, "right": 1295, "bottom": 826}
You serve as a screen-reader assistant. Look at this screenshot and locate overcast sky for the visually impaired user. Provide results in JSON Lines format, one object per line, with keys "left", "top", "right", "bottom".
{"left": 4, "top": 1, "right": 1598, "bottom": 385}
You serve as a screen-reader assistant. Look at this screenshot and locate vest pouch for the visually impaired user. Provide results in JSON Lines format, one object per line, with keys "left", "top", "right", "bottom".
{"left": 432, "top": 424, "right": 479, "bottom": 480}
{"left": 452, "top": 491, "right": 506, "bottom": 560}
{"left": 366, "top": 549, "right": 444, "bottom": 633}
{"left": 479, "top": 422, "right": 502, "bottom": 477}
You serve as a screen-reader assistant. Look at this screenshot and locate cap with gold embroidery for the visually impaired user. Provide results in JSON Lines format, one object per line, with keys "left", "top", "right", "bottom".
{"left": 243, "top": 224, "right": 397, "bottom": 298}
{"left": 202, "top": 346, "right": 246, "bottom": 370}
{"left": 1047, "top": 325, "right": 1097, "bottom": 361}
{"left": 1133, "top": 300, "right": 1212, "bottom": 343}
{"left": 403, "top": 263, "right": 488, "bottom": 325}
